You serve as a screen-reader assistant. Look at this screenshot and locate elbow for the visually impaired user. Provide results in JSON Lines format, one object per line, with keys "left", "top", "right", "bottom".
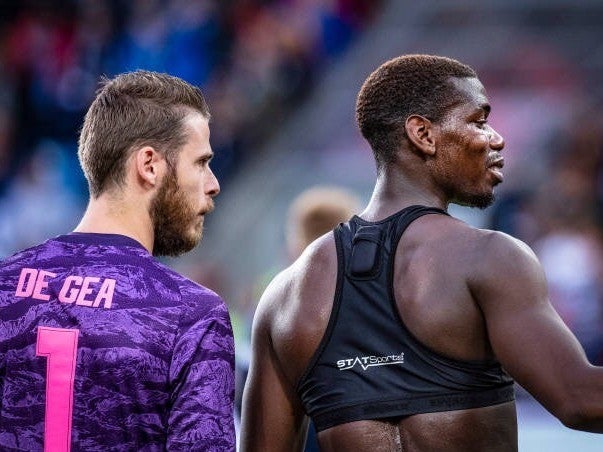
{"left": 558, "top": 408, "right": 589, "bottom": 431}
{"left": 555, "top": 400, "right": 600, "bottom": 432}
{"left": 547, "top": 368, "right": 603, "bottom": 433}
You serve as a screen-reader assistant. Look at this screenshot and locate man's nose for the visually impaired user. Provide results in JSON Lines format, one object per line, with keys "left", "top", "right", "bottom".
{"left": 207, "top": 167, "right": 220, "bottom": 197}
{"left": 489, "top": 126, "right": 504, "bottom": 151}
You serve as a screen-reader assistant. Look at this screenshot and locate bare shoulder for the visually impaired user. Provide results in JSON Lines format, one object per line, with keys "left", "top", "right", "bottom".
{"left": 474, "top": 227, "right": 538, "bottom": 261}
{"left": 468, "top": 227, "right": 543, "bottom": 280}
{"left": 412, "top": 214, "right": 546, "bottom": 300}
{"left": 255, "top": 232, "right": 337, "bottom": 319}
{"left": 252, "top": 231, "right": 338, "bottom": 381}
{"left": 456, "top": 225, "right": 549, "bottom": 309}
{"left": 428, "top": 214, "right": 540, "bottom": 270}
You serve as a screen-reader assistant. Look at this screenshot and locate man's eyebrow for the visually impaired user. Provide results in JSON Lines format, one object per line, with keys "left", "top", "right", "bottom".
{"left": 196, "top": 152, "right": 214, "bottom": 163}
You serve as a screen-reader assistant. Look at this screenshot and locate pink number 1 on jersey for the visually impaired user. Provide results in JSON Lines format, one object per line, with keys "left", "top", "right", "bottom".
{"left": 36, "top": 327, "right": 80, "bottom": 452}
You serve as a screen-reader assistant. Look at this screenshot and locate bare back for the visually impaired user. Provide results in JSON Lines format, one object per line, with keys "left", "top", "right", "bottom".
{"left": 267, "top": 212, "right": 517, "bottom": 451}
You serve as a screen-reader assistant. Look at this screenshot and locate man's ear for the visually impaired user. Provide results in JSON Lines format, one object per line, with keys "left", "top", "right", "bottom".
{"left": 405, "top": 115, "right": 436, "bottom": 156}
{"left": 134, "top": 146, "right": 165, "bottom": 188}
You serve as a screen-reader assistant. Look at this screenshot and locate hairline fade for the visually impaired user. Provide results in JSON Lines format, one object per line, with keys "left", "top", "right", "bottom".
{"left": 356, "top": 54, "right": 477, "bottom": 170}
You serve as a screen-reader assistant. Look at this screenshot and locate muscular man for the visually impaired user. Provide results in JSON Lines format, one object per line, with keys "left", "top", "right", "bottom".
{"left": 240, "top": 55, "right": 603, "bottom": 451}
{"left": 0, "top": 71, "right": 235, "bottom": 450}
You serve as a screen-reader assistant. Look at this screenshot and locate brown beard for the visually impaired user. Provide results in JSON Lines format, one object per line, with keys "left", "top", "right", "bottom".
{"left": 150, "top": 170, "right": 202, "bottom": 257}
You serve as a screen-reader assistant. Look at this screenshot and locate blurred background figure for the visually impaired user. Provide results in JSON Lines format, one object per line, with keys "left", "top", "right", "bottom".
{"left": 286, "top": 185, "right": 360, "bottom": 452}
{"left": 0, "top": 140, "right": 81, "bottom": 256}
{"left": 286, "top": 185, "right": 361, "bottom": 260}
{"left": 234, "top": 184, "right": 360, "bottom": 450}
{"left": 1, "top": 1, "right": 603, "bottom": 450}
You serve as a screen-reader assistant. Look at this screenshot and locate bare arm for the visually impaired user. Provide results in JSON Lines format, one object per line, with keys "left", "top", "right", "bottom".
{"left": 240, "top": 272, "right": 309, "bottom": 451}
{"left": 471, "top": 231, "right": 603, "bottom": 432}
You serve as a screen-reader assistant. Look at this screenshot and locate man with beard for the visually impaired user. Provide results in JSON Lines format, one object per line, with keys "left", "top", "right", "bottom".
{"left": 0, "top": 71, "right": 235, "bottom": 451}
{"left": 240, "top": 55, "right": 603, "bottom": 451}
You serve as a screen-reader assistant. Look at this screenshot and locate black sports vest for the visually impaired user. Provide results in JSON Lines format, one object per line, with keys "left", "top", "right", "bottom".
{"left": 297, "top": 205, "right": 514, "bottom": 432}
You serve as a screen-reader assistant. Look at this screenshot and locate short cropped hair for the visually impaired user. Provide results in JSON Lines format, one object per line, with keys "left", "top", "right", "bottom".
{"left": 286, "top": 186, "right": 360, "bottom": 258}
{"left": 79, "top": 70, "right": 210, "bottom": 197}
{"left": 356, "top": 55, "right": 476, "bottom": 169}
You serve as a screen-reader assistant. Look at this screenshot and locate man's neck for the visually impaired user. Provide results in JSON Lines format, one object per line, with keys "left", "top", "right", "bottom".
{"left": 359, "top": 170, "right": 448, "bottom": 222}
{"left": 74, "top": 192, "right": 154, "bottom": 253}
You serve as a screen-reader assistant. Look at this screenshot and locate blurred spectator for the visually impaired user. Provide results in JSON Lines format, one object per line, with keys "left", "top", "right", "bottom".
{"left": 286, "top": 185, "right": 361, "bottom": 259}
{"left": 535, "top": 227, "right": 603, "bottom": 365}
{"left": 490, "top": 104, "right": 603, "bottom": 365}
{"left": 0, "top": 140, "right": 83, "bottom": 257}
{"left": 235, "top": 185, "right": 360, "bottom": 450}
{"left": 531, "top": 112, "right": 603, "bottom": 364}
{"left": 0, "top": 76, "right": 16, "bottom": 195}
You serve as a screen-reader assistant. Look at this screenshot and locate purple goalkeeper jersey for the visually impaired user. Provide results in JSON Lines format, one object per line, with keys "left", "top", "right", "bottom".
{"left": 0, "top": 233, "right": 235, "bottom": 451}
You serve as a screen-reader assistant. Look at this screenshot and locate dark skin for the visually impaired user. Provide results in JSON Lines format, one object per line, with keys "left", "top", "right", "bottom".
{"left": 240, "top": 77, "right": 603, "bottom": 451}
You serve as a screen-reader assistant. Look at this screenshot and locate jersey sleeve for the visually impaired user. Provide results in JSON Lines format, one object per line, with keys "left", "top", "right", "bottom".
{"left": 167, "top": 295, "right": 235, "bottom": 451}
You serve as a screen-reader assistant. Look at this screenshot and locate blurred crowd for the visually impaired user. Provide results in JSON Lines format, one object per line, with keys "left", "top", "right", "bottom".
{"left": 0, "top": 0, "right": 602, "bottom": 370}
{"left": 0, "top": 0, "right": 381, "bottom": 255}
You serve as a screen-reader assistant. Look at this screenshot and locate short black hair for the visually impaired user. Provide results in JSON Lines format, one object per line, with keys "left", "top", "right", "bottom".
{"left": 356, "top": 54, "right": 476, "bottom": 169}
